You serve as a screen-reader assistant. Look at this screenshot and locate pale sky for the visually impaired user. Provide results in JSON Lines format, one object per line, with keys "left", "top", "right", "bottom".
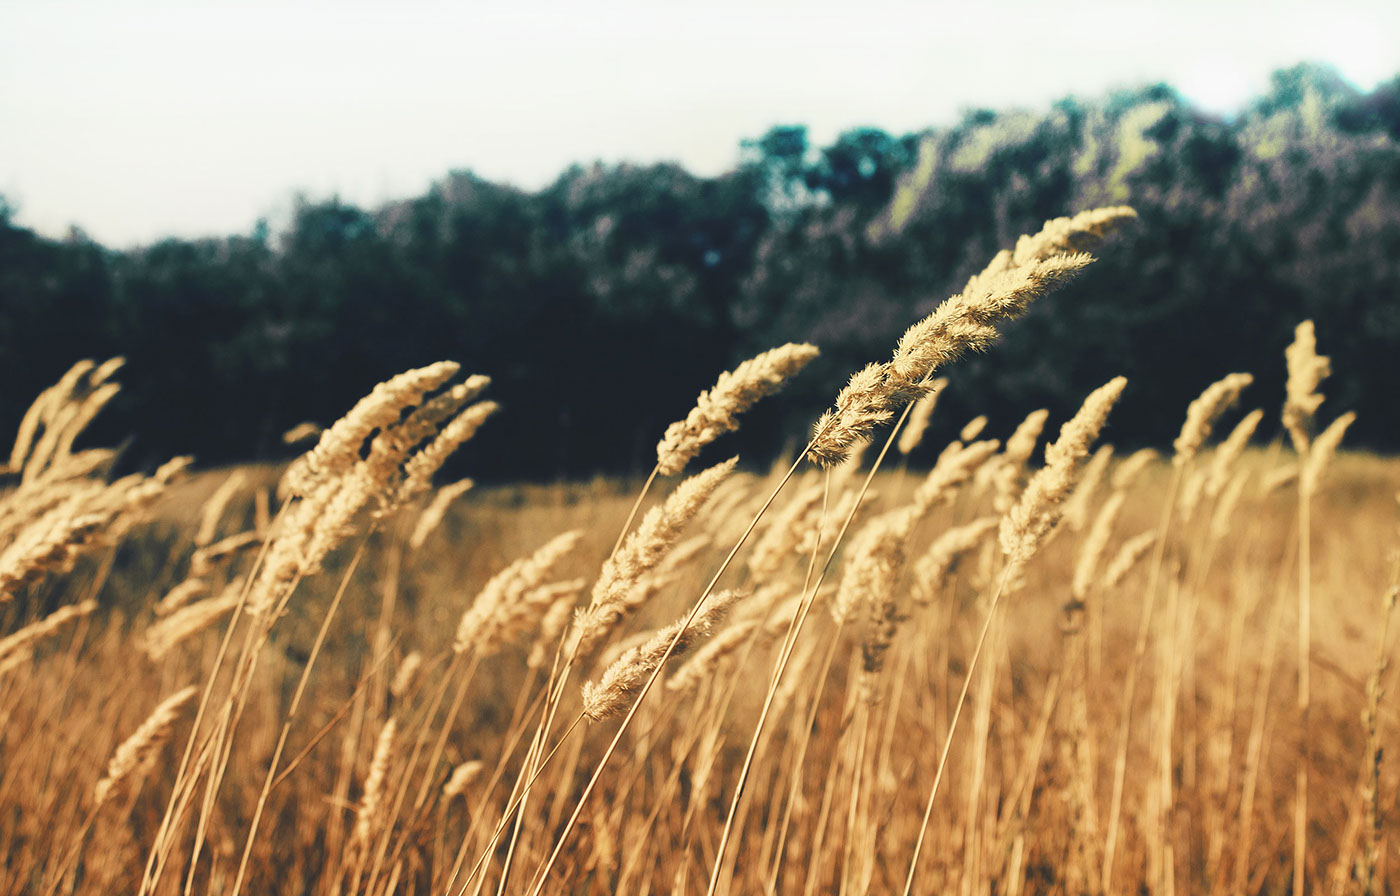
{"left": 2, "top": 0, "right": 1397, "bottom": 247}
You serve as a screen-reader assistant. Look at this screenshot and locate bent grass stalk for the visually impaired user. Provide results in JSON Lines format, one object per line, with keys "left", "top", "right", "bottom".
{"left": 705, "top": 405, "right": 913, "bottom": 896}
{"left": 521, "top": 450, "right": 813, "bottom": 896}
{"left": 229, "top": 538, "right": 371, "bottom": 896}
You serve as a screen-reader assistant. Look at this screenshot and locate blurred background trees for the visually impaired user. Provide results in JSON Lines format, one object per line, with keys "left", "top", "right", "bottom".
{"left": 2, "top": 63, "right": 1398, "bottom": 479}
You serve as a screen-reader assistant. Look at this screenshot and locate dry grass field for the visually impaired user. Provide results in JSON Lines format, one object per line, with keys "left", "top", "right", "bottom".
{"left": 1, "top": 207, "right": 1395, "bottom": 895}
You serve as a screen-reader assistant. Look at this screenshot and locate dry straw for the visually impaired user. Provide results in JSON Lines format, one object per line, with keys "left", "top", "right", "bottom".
{"left": 991, "top": 409, "right": 1051, "bottom": 513}
{"left": 442, "top": 761, "right": 485, "bottom": 801}
{"left": 141, "top": 587, "right": 241, "bottom": 661}
{"left": 280, "top": 361, "right": 463, "bottom": 498}
{"left": 911, "top": 518, "right": 998, "bottom": 606}
{"left": 350, "top": 717, "right": 398, "bottom": 851}
{"left": 1111, "top": 448, "right": 1158, "bottom": 490}
{"left": 656, "top": 343, "right": 819, "bottom": 476}
{"left": 189, "top": 530, "right": 262, "bottom": 577}
{"left": 253, "top": 364, "right": 493, "bottom": 614}
{"left": 94, "top": 685, "right": 198, "bottom": 806}
{"left": 154, "top": 577, "right": 209, "bottom": 617}
{"left": 959, "top": 414, "right": 988, "bottom": 442}
{"left": 408, "top": 478, "right": 475, "bottom": 551}
{"left": 390, "top": 651, "right": 423, "bottom": 700}
{"left": 581, "top": 588, "right": 743, "bottom": 721}
{"left": 1207, "top": 409, "right": 1264, "bottom": 498}
{"left": 1063, "top": 444, "right": 1114, "bottom": 532}
{"left": 1173, "top": 373, "right": 1253, "bottom": 464}
{"left": 1283, "top": 320, "right": 1330, "bottom": 453}
{"left": 1301, "top": 411, "right": 1356, "bottom": 496}
{"left": 807, "top": 207, "right": 1137, "bottom": 467}
{"left": 570, "top": 458, "right": 736, "bottom": 657}
{"left": 195, "top": 470, "right": 247, "bottom": 548}
{"left": 1000, "top": 377, "right": 1128, "bottom": 565}
{"left": 453, "top": 529, "right": 586, "bottom": 656}
{"left": 1072, "top": 491, "right": 1126, "bottom": 600}
{"left": 1103, "top": 529, "right": 1158, "bottom": 588}
{"left": 914, "top": 438, "right": 1001, "bottom": 513}
{"left": 895, "top": 378, "right": 948, "bottom": 456}
{"left": 0, "top": 600, "right": 97, "bottom": 672}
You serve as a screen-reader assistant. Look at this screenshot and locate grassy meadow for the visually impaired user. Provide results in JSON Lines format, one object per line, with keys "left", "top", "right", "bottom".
{"left": 0, "top": 207, "right": 1396, "bottom": 895}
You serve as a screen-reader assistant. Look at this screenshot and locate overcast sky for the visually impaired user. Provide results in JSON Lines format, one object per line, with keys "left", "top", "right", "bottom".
{"left": 2, "top": 0, "right": 1397, "bottom": 247}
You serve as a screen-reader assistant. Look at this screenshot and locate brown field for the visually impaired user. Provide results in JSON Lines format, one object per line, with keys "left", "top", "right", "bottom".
{"left": 1, "top": 208, "right": 1396, "bottom": 895}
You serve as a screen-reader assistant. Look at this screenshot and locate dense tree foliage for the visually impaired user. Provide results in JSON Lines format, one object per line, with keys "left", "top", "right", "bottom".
{"left": 2, "top": 64, "right": 1398, "bottom": 478}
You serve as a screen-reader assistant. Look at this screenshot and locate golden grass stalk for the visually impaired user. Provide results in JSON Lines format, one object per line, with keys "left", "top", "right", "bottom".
{"left": 408, "top": 478, "right": 475, "bottom": 551}
{"left": 1173, "top": 372, "right": 1253, "bottom": 464}
{"left": 895, "top": 378, "right": 948, "bottom": 456}
{"left": 887, "top": 208, "right": 1134, "bottom": 387}
{"left": 281, "top": 422, "right": 322, "bottom": 445}
{"left": 1356, "top": 573, "right": 1396, "bottom": 893}
{"left": 959, "top": 414, "right": 988, "bottom": 441}
{"left": 52, "top": 382, "right": 120, "bottom": 462}
{"left": 350, "top": 717, "right": 398, "bottom": 852}
{"left": 453, "top": 529, "right": 586, "bottom": 656}
{"left": 1300, "top": 411, "right": 1356, "bottom": 497}
{"left": 1283, "top": 320, "right": 1330, "bottom": 453}
{"left": 1102, "top": 528, "right": 1158, "bottom": 588}
{"left": 807, "top": 208, "right": 1136, "bottom": 467}
{"left": 581, "top": 589, "right": 743, "bottom": 721}
{"left": 569, "top": 458, "right": 736, "bottom": 658}
{"left": 1209, "top": 470, "right": 1251, "bottom": 542}
{"left": 833, "top": 507, "right": 915, "bottom": 627}
{"left": 1111, "top": 447, "right": 1157, "bottom": 490}
{"left": 10, "top": 359, "right": 94, "bottom": 476}
{"left": 908, "top": 378, "right": 1121, "bottom": 891}
{"left": 745, "top": 481, "right": 826, "bottom": 580}
{"left": 0, "top": 599, "right": 97, "bottom": 671}
{"left": 656, "top": 343, "right": 819, "bottom": 476}
{"left": 1071, "top": 491, "right": 1126, "bottom": 601}
{"left": 251, "top": 369, "right": 490, "bottom": 615}
{"left": 280, "top": 361, "right": 463, "bottom": 498}
{"left": 443, "top": 761, "right": 486, "bottom": 801}
{"left": 528, "top": 590, "right": 583, "bottom": 671}
{"left": 195, "top": 470, "right": 248, "bottom": 548}
{"left": 153, "top": 577, "right": 209, "bottom": 617}
{"left": 1285, "top": 325, "right": 1344, "bottom": 896}
{"left": 94, "top": 686, "right": 198, "bottom": 806}
{"left": 390, "top": 650, "right": 422, "bottom": 700}
{"left": 992, "top": 408, "right": 1051, "bottom": 512}
{"left": 189, "top": 530, "right": 262, "bottom": 577}
{"left": 33, "top": 448, "right": 116, "bottom": 483}
{"left": 1000, "top": 377, "right": 1128, "bottom": 565}
{"left": 1260, "top": 463, "right": 1299, "bottom": 495}
{"left": 399, "top": 397, "right": 498, "bottom": 501}
{"left": 1207, "top": 408, "right": 1263, "bottom": 498}
{"left": 1063, "top": 444, "right": 1114, "bottom": 532}
{"left": 910, "top": 517, "right": 998, "bottom": 606}
{"left": 664, "top": 617, "right": 762, "bottom": 697}
{"left": 141, "top": 587, "right": 241, "bottom": 661}
{"left": 914, "top": 438, "right": 1001, "bottom": 513}
{"left": 89, "top": 355, "right": 125, "bottom": 387}
{"left": 0, "top": 459, "right": 186, "bottom": 601}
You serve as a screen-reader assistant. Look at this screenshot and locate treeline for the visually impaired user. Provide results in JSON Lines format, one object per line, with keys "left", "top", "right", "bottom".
{"left": 3, "top": 63, "right": 1399, "bottom": 478}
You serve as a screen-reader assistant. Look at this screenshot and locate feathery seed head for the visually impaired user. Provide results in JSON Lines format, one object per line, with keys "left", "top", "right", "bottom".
{"left": 896, "top": 378, "right": 948, "bottom": 456}
{"left": 959, "top": 415, "right": 988, "bottom": 442}
{"left": 1301, "top": 411, "right": 1355, "bottom": 496}
{"left": 1000, "top": 377, "right": 1127, "bottom": 564}
{"left": 94, "top": 686, "right": 198, "bottom": 806}
{"left": 656, "top": 343, "right": 818, "bottom": 476}
{"left": 1283, "top": 320, "right": 1331, "bottom": 454}
{"left": 1173, "top": 373, "right": 1254, "bottom": 465}
{"left": 581, "top": 589, "right": 743, "bottom": 721}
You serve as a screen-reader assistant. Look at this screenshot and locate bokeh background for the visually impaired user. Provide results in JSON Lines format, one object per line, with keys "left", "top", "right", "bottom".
{"left": 3, "top": 0, "right": 1398, "bottom": 478}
